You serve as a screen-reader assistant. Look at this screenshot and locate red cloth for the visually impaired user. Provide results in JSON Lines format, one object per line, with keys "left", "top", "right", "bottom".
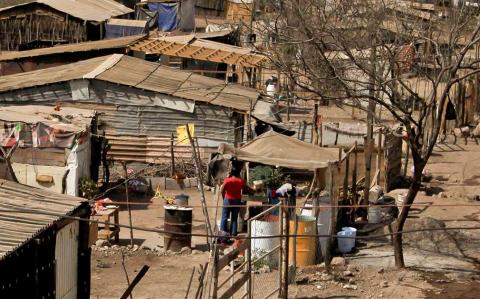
{"left": 223, "top": 176, "right": 245, "bottom": 200}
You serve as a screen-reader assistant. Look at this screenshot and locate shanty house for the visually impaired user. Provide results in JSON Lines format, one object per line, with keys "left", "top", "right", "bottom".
{"left": 0, "top": 106, "right": 97, "bottom": 196}
{"left": 0, "top": 0, "right": 133, "bottom": 51}
{"left": 0, "top": 179, "right": 91, "bottom": 298}
{"left": 0, "top": 54, "right": 260, "bottom": 166}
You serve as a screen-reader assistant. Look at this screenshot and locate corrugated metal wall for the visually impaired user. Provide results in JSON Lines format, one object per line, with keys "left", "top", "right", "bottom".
{"left": 55, "top": 221, "right": 79, "bottom": 299}
{"left": 0, "top": 81, "right": 243, "bottom": 163}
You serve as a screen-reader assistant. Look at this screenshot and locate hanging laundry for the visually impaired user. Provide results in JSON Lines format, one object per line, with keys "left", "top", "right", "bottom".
{"left": 148, "top": 2, "right": 178, "bottom": 32}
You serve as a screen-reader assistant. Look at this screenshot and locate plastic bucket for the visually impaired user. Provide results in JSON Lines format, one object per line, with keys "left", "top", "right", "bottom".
{"left": 337, "top": 231, "right": 352, "bottom": 253}
{"left": 289, "top": 215, "right": 316, "bottom": 267}
{"left": 368, "top": 205, "right": 382, "bottom": 224}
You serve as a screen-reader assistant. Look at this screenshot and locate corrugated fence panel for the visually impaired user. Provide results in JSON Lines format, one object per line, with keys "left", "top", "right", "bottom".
{"left": 55, "top": 221, "right": 79, "bottom": 299}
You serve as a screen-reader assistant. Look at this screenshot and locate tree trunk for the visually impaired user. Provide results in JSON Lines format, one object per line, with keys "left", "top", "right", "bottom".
{"left": 392, "top": 164, "right": 423, "bottom": 268}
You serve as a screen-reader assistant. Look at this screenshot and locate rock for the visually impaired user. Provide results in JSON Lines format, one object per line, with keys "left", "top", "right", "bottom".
{"left": 258, "top": 265, "right": 271, "bottom": 274}
{"left": 378, "top": 268, "right": 384, "bottom": 274}
{"left": 380, "top": 281, "right": 389, "bottom": 288}
{"left": 438, "top": 192, "right": 448, "bottom": 199}
{"left": 165, "top": 250, "right": 174, "bottom": 256}
{"left": 295, "top": 276, "right": 309, "bottom": 284}
{"left": 95, "top": 239, "right": 110, "bottom": 247}
{"left": 132, "top": 244, "right": 139, "bottom": 252}
{"left": 140, "top": 244, "right": 151, "bottom": 251}
{"left": 192, "top": 249, "right": 201, "bottom": 255}
{"left": 343, "top": 284, "right": 358, "bottom": 290}
{"left": 320, "top": 273, "right": 334, "bottom": 281}
{"left": 348, "top": 278, "right": 355, "bottom": 284}
{"left": 343, "top": 270, "right": 354, "bottom": 277}
{"left": 180, "top": 247, "right": 192, "bottom": 255}
{"left": 347, "top": 264, "right": 358, "bottom": 272}
{"left": 316, "top": 285, "right": 323, "bottom": 290}
{"left": 466, "top": 194, "right": 480, "bottom": 201}
{"left": 331, "top": 257, "right": 347, "bottom": 267}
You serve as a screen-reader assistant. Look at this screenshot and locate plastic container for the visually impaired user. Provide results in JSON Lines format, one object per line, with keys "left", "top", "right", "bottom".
{"left": 289, "top": 215, "right": 316, "bottom": 267}
{"left": 251, "top": 217, "right": 280, "bottom": 266}
{"left": 337, "top": 231, "right": 352, "bottom": 253}
{"left": 341, "top": 227, "right": 357, "bottom": 252}
{"left": 368, "top": 205, "right": 382, "bottom": 224}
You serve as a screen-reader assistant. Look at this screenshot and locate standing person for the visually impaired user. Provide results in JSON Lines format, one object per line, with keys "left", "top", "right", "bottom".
{"left": 220, "top": 165, "right": 249, "bottom": 238}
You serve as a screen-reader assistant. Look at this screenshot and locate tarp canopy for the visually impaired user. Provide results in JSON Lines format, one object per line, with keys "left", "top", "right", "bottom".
{"left": 218, "top": 131, "right": 341, "bottom": 170}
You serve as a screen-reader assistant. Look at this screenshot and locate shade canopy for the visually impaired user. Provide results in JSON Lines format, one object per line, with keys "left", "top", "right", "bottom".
{"left": 218, "top": 131, "right": 341, "bottom": 170}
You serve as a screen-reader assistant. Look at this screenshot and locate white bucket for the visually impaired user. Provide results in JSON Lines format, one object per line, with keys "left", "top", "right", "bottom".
{"left": 337, "top": 231, "right": 352, "bottom": 253}
{"left": 368, "top": 206, "right": 382, "bottom": 224}
{"left": 251, "top": 218, "right": 280, "bottom": 266}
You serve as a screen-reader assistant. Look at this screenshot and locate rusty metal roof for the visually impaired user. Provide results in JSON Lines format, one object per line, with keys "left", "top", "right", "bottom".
{"left": 0, "top": 179, "right": 85, "bottom": 260}
{"left": 0, "top": 35, "right": 145, "bottom": 62}
{"left": 129, "top": 35, "right": 267, "bottom": 67}
{"left": 0, "top": 54, "right": 259, "bottom": 111}
{"left": 0, "top": 0, "right": 133, "bottom": 22}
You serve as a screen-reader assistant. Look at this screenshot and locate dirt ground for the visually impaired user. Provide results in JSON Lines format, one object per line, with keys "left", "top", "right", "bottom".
{"left": 91, "top": 138, "right": 480, "bottom": 298}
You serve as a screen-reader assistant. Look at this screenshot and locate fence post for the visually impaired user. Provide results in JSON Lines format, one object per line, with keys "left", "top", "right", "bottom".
{"left": 211, "top": 247, "right": 219, "bottom": 299}
{"left": 246, "top": 220, "right": 252, "bottom": 299}
{"left": 280, "top": 198, "right": 289, "bottom": 298}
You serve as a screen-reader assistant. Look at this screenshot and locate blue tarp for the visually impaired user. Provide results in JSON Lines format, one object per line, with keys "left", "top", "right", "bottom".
{"left": 148, "top": 3, "right": 177, "bottom": 32}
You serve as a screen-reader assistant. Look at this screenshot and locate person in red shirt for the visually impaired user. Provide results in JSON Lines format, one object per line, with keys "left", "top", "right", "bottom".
{"left": 219, "top": 164, "right": 251, "bottom": 237}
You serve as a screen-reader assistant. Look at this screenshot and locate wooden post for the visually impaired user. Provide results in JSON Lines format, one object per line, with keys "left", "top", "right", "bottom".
{"left": 375, "top": 129, "right": 383, "bottom": 184}
{"left": 170, "top": 133, "right": 175, "bottom": 177}
{"left": 246, "top": 218, "right": 253, "bottom": 299}
{"left": 186, "top": 124, "right": 213, "bottom": 244}
{"left": 363, "top": 136, "right": 371, "bottom": 207}
{"left": 403, "top": 141, "right": 409, "bottom": 177}
{"left": 319, "top": 119, "right": 323, "bottom": 147}
{"left": 211, "top": 247, "right": 219, "bottom": 299}
{"left": 122, "top": 162, "right": 134, "bottom": 247}
{"left": 351, "top": 142, "right": 358, "bottom": 223}
{"left": 334, "top": 122, "right": 340, "bottom": 145}
{"left": 278, "top": 203, "right": 283, "bottom": 297}
{"left": 292, "top": 213, "right": 298, "bottom": 281}
{"left": 280, "top": 198, "right": 289, "bottom": 298}
{"left": 312, "top": 103, "right": 319, "bottom": 145}
{"left": 325, "top": 166, "right": 335, "bottom": 270}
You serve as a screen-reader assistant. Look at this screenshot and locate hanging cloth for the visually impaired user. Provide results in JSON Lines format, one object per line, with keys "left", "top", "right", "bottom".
{"left": 148, "top": 3, "right": 178, "bottom": 32}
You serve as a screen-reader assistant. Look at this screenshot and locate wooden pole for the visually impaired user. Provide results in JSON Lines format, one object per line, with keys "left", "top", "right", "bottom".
{"left": 363, "top": 136, "right": 371, "bottom": 208}
{"left": 375, "top": 129, "right": 383, "bottom": 184}
{"left": 280, "top": 198, "right": 289, "bottom": 298}
{"left": 185, "top": 267, "right": 196, "bottom": 299}
{"left": 325, "top": 166, "right": 335, "bottom": 270}
{"left": 186, "top": 124, "right": 213, "bottom": 244}
{"left": 170, "top": 133, "right": 175, "bottom": 177}
{"left": 312, "top": 103, "right": 319, "bottom": 145}
{"left": 351, "top": 142, "right": 358, "bottom": 223}
{"left": 211, "top": 247, "right": 219, "bottom": 299}
{"left": 120, "top": 265, "right": 150, "bottom": 299}
{"left": 403, "top": 141, "right": 409, "bottom": 177}
{"left": 122, "top": 162, "right": 134, "bottom": 247}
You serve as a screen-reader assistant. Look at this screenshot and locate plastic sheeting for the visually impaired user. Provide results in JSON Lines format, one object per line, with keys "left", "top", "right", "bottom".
{"left": 148, "top": 3, "right": 177, "bottom": 32}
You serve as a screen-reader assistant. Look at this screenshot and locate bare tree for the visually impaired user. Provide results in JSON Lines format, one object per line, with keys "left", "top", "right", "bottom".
{"left": 250, "top": 0, "right": 480, "bottom": 267}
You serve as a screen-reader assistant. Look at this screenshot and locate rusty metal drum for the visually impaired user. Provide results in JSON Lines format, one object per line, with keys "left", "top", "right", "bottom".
{"left": 164, "top": 206, "right": 192, "bottom": 252}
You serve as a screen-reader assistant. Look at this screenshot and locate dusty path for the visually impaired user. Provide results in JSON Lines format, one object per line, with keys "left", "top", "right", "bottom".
{"left": 91, "top": 139, "right": 480, "bottom": 298}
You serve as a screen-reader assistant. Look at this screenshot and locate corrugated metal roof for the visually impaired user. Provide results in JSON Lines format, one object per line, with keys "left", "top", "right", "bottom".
{"left": 0, "top": 54, "right": 259, "bottom": 111}
{"left": 129, "top": 35, "right": 267, "bottom": 67}
{"left": 0, "top": 35, "right": 145, "bottom": 61}
{"left": 0, "top": 0, "right": 133, "bottom": 22}
{"left": 0, "top": 179, "right": 85, "bottom": 260}
{"left": 0, "top": 105, "right": 95, "bottom": 133}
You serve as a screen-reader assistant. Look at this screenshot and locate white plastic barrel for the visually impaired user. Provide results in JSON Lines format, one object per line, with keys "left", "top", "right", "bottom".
{"left": 368, "top": 206, "right": 382, "bottom": 223}
{"left": 251, "top": 217, "right": 280, "bottom": 266}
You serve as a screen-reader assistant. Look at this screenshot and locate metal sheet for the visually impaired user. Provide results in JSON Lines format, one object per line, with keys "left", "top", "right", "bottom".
{"left": 55, "top": 221, "right": 79, "bottom": 299}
